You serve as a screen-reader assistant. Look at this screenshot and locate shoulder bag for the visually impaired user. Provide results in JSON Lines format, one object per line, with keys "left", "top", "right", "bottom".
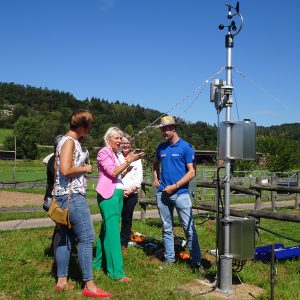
{"left": 47, "top": 145, "right": 73, "bottom": 228}
{"left": 47, "top": 192, "right": 71, "bottom": 228}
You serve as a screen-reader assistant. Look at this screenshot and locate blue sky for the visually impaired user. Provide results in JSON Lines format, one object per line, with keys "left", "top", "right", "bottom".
{"left": 0, "top": 0, "right": 299, "bottom": 127}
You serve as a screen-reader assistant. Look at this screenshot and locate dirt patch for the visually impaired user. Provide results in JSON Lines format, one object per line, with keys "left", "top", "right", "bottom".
{"left": 179, "top": 279, "right": 265, "bottom": 299}
{"left": 0, "top": 191, "right": 43, "bottom": 207}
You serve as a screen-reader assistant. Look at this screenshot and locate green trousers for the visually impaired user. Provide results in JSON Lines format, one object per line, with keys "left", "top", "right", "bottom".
{"left": 93, "top": 189, "right": 125, "bottom": 280}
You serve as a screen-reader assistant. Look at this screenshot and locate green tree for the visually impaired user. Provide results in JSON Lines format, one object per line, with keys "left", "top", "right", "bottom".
{"left": 4, "top": 116, "right": 39, "bottom": 159}
{"left": 257, "top": 135, "right": 299, "bottom": 172}
{"left": 134, "top": 128, "right": 161, "bottom": 169}
{"left": 124, "top": 124, "right": 134, "bottom": 136}
{"left": 232, "top": 160, "right": 258, "bottom": 176}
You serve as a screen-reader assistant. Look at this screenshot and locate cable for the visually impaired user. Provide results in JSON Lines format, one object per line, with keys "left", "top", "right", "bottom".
{"left": 214, "top": 165, "right": 226, "bottom": 290}
{"left": 232, "top": 79, "right": 240, "bottom": 121}
{"left": 177, "top": 67, "right": 225, "bottom": 118}
{"left": 133, "top": 67, "right": 225, "bottom": 140}
{"left": 256, "top": 225, "right": 300, "bottom": 244}
{"left": 232, "top": 259, "right": 246, "bottom": 272}
{"left": 217, "top": 166, "right": 225, "bottom": 213}
{"left": 234, "top": 68, "right": 300, "bottom": 122}
{"left": 236, "top": 273, "right": 257, "bottom": 298}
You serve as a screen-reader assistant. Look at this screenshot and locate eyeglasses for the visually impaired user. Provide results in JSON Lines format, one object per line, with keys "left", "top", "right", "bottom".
{"left": 122, "top": 142, "right": 130, "bottom": 145}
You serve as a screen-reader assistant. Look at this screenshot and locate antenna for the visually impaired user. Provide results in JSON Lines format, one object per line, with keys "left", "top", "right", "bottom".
{"left": 236, "top": 2, "right": 240, "bottom": 13}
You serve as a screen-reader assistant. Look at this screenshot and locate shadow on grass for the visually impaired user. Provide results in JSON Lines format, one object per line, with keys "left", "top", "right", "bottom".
{"left": 43, "top": 228, "right": 82, "bottom": 285}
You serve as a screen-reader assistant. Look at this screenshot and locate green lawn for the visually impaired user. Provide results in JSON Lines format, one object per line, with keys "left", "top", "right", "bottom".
{"left": 0, "top": 160, "right": 100, "bottom": 182}
{"left": 0, "top": 211, "right": 299, "bottom": 299}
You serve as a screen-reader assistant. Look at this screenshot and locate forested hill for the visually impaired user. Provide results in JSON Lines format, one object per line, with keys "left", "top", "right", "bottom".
{"left": 257, "top": 123, "right": 300, "bottom": 142}
{"left": 0, "top": 82, "right": 299, "bottom": 150}
{"left": 0, "top": 82, "right": 217, "bottom": 149}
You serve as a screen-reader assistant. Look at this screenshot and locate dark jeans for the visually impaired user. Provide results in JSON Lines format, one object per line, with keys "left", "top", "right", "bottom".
{"left": 120, "top": 193, "right": 138, "bottom": 247}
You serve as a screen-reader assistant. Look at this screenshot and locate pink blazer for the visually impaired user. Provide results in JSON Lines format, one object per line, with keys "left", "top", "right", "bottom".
{"left": 96, "top": 147, "right": 118, "bottom": 199}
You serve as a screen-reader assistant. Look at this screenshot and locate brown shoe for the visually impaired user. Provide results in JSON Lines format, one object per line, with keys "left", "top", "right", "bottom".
{"left": 122, "top": 246, "right": 128, "bottom": 255}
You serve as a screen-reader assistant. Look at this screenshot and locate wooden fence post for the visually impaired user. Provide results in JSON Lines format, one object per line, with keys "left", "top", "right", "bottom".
{"left": 271, "top": 172, "right": 276, "bottom": 212}
{"left": 255, "top": 176, "right": 261, "bottom": 210}
{"left": 140, "top": 203, "right": 147, "bottom": 221}
{"left": 296, "top": 171, "right": 300, "bottom": 208}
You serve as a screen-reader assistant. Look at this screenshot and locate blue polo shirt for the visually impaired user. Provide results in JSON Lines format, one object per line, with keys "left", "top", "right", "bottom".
{"left": 155, "top": 138, "right": 195, "bottom": 195}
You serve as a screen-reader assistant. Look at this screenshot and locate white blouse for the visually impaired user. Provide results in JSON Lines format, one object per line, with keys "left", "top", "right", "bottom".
{"left": 119, "top": 153, "right": 143, "bottom": 192}
{"left": 52, "top": 136, "right": 87, "bottom": 196}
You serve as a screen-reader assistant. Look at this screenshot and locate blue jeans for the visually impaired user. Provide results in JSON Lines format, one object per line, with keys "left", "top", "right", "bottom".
{"left": 55, "top": 193, "right": 95, "bottom": 281}
{"left": 156, "top": 192, "right": 201, "bottom": 263}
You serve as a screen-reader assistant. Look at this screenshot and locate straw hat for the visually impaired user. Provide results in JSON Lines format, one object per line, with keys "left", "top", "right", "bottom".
{"left": 158, "top": 115, "right": 179, "bottom": 127}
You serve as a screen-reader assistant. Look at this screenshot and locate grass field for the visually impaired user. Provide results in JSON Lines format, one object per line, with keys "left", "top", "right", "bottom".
{"left": 0, "top": 160, "right": 101, "bottom": 182}
{"left": 0, "top": 209, "right": 299, "bottom": 299}
{"left": 0, "top": 159, "right": 298, "bottom": 223}
{"left": 0, "top": 158, "right": 299, "bottom": 298}
{"left": 0, "top": 158, "right": 296, "bottom": 183}
{"left": 0, "top": 160, "right": 47, "bottom": 182}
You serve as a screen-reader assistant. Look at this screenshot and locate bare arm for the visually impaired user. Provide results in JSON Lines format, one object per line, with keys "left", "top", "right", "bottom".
{"left": 60, "top": 139, "right": 92, "bottom": 176}
{"left": 152, "top": 157, "right": 161, "bottom": 187}
{"left": 176, "top": 162, "right": 196, "bottom": 187}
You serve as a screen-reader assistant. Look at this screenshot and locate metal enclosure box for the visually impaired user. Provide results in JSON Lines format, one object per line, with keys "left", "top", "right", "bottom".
{"left": 218, "top": 217, "right": 256, "bottom": 260}
{"left": 219, "top": 120, "right": 256, "bottom": 160}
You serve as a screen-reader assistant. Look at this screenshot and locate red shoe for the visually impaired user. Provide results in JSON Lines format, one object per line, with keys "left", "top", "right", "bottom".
{"left": 82, "top": 288, "right": 112, "bottom": 298}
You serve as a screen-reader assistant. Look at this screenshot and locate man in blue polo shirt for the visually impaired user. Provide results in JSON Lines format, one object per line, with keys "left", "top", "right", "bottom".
{"left": 153, "top": 115, "right": 201, "bottom": 269}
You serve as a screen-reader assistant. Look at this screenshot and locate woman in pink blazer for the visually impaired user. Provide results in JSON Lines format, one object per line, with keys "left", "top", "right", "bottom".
{"left": 93, "top": 127, "right": 143, "bottom": 282}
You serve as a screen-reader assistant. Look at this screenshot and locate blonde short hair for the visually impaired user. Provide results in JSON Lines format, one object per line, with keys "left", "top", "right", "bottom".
{"left": 103, "top": 127, "right": 123, "bottom": 146}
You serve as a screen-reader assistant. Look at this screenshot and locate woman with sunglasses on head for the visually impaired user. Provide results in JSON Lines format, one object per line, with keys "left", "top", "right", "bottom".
{"left": 93, "top": 127, "right": 144, "bottom": 282}
{"left": 120, "top": 133, "right": 143, "bottom": 252}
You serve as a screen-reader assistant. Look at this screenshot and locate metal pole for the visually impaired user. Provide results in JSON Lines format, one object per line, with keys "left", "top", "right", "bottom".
{"left": 13, "top": 136, "right": 16, "bottom": 181}
{"left": 218, "top": 33, "right": 233, "bottom": 293}
{"left": 214, "top": 3, "right": 243, "bottom": 292}
{"left": 270, "top": 244, "right": 275, "bottom": 300}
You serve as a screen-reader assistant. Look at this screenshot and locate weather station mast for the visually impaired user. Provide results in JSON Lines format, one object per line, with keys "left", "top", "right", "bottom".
{"left": 210, "top": 2, "right": 257, "bottom": 294}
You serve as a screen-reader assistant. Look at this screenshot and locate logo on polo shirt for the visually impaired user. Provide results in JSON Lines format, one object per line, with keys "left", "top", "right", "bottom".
{"left": 172, "top": 154, "right": 180, "bottom": 157}
{"left": 160, "top": 153, "right": 167, "bottom": 158}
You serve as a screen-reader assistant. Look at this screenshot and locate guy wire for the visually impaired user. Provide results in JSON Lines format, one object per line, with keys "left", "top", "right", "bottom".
{"left": 234, "top": 68, "right": 300, "bottom": 121}
{"left": 134, "top": 67, "right": 225, "bottom": 141}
